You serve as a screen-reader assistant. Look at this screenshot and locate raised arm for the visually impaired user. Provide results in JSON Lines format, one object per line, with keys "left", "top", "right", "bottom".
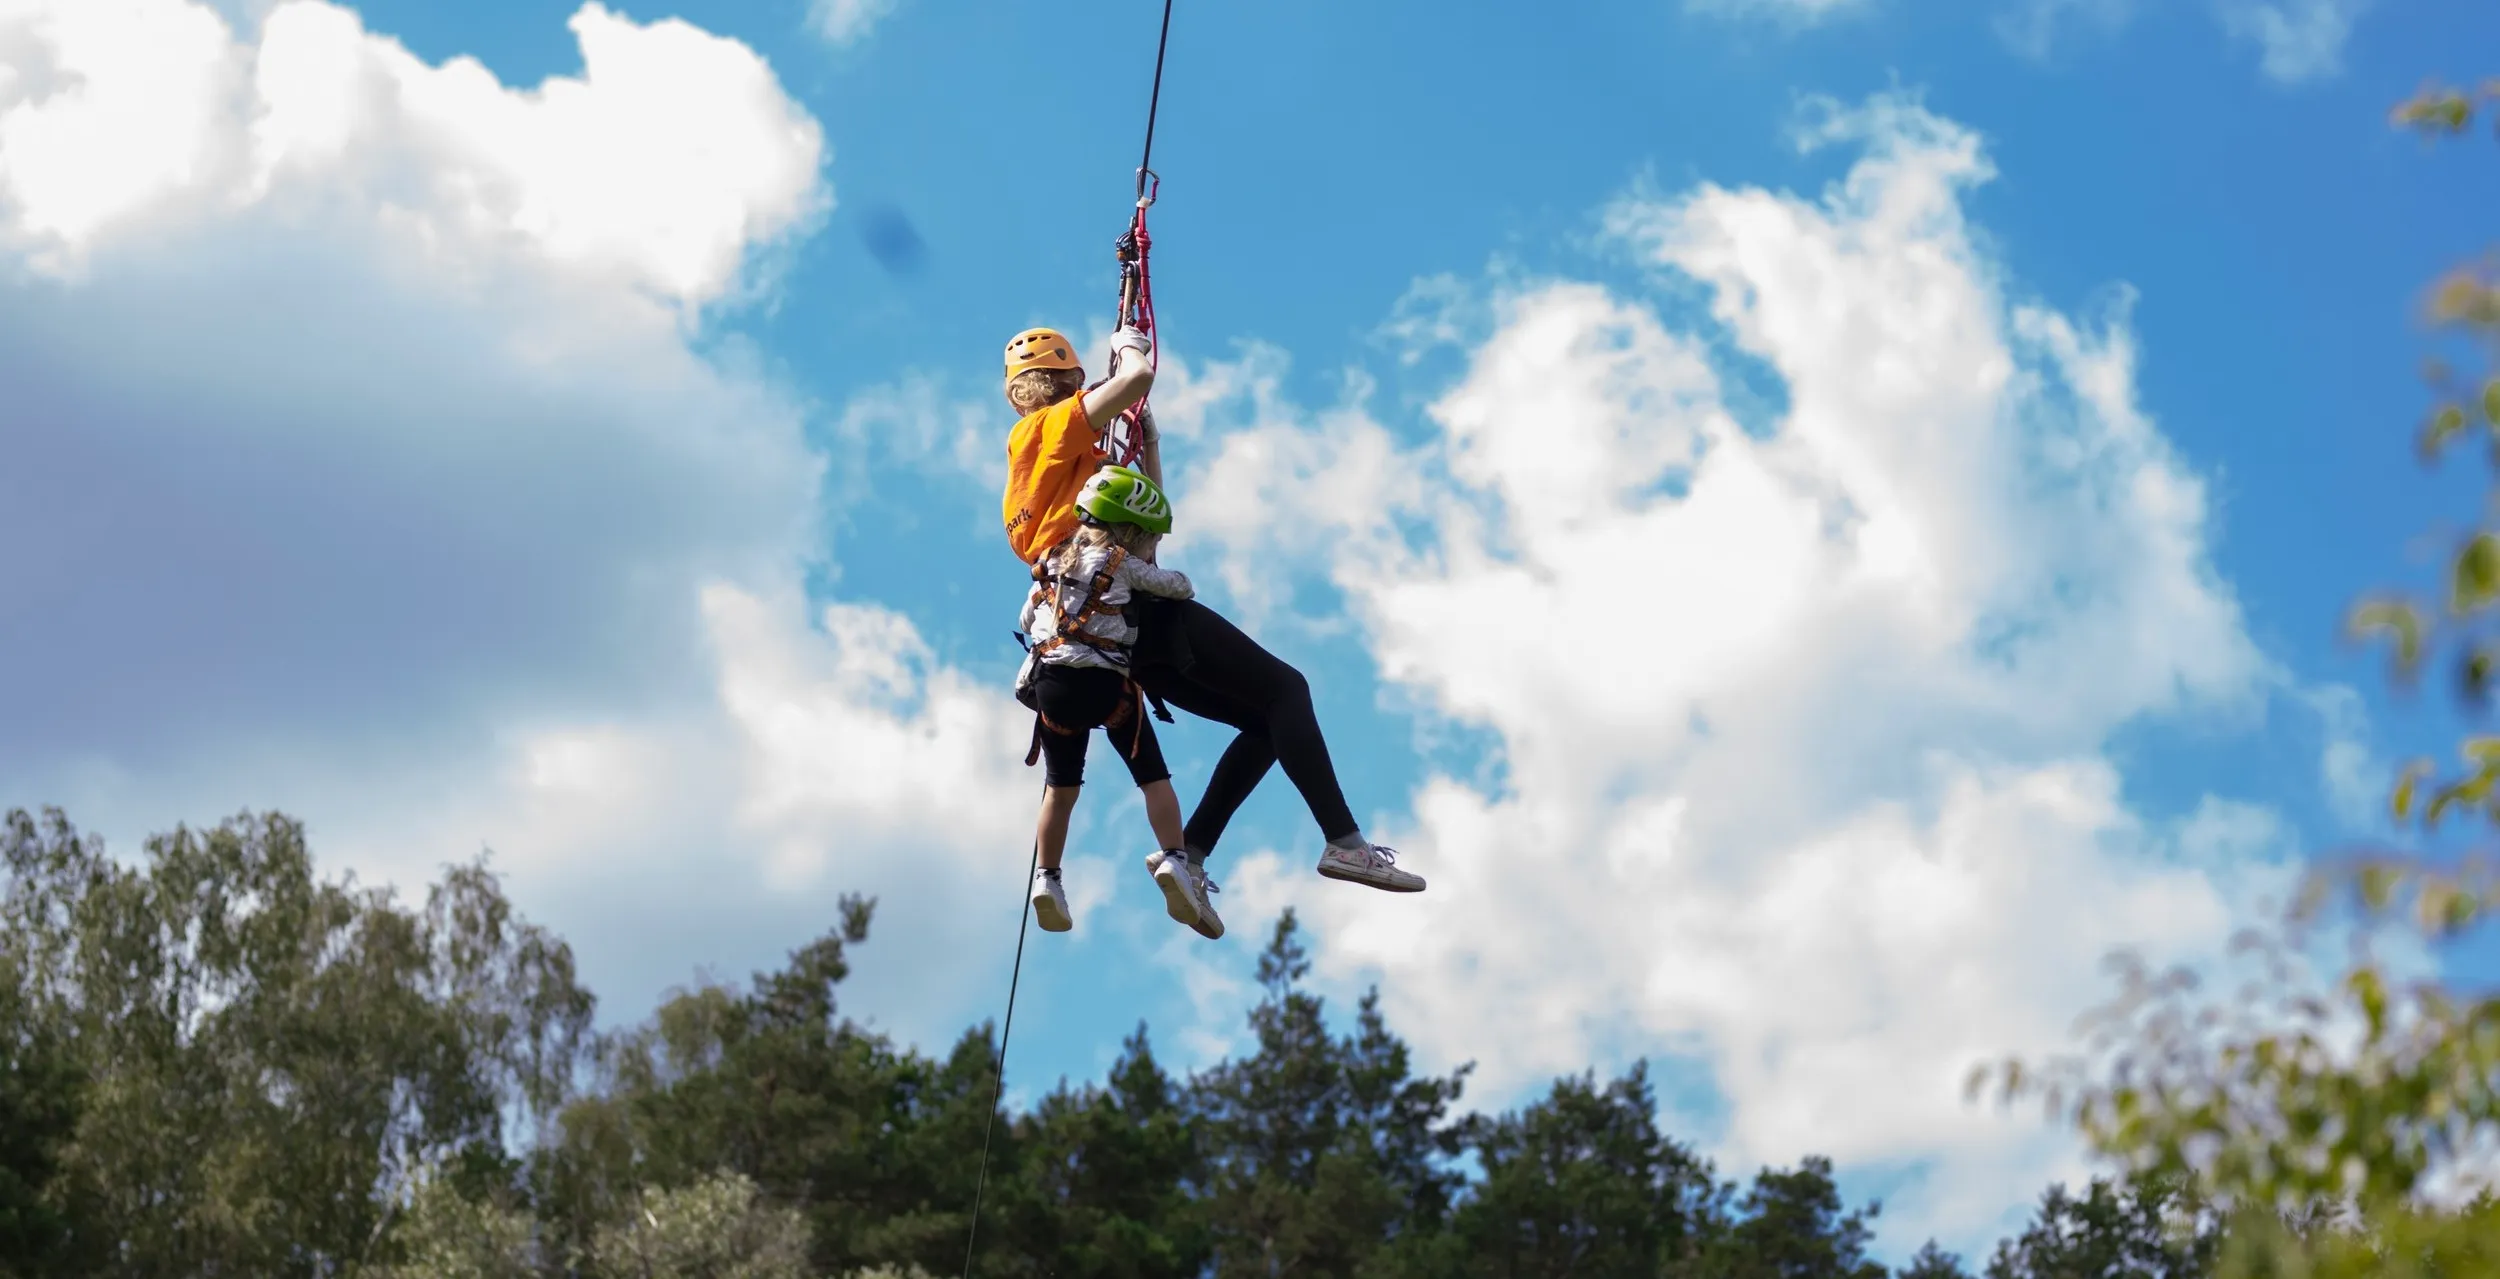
{"left": 1129, "top": 402, "right": 1164, "bottom": 489}
{"left": 1079, "top": 327, "right": 1155, "bottom": 444}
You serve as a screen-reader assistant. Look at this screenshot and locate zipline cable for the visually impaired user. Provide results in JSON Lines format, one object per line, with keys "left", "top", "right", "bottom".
{"left": 960, "top": 838, "right": 1040, "bottom": 1279}
{"left": 1110, "top": 0, "right": 1175, "bottom": 469}
{"left": 1136, "top": 0, "right": 1172, "bottom": 197}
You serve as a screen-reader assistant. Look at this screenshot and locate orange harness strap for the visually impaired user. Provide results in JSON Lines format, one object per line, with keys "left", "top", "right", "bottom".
{"left": 1028, "top": 547, "right": 1128, "bottom": 661}
{"left": 1023, "top": 547, "right": 1150, "bottom": 768}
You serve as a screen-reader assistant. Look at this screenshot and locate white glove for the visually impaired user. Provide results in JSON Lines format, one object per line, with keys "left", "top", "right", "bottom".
{"left": 1110, "top": 326, "right": 1153, "bottom": 364}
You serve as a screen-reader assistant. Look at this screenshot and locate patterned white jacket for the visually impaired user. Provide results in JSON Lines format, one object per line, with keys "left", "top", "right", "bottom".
{"left": 1015, "top": 543, "right": 1194, "bottom": 690}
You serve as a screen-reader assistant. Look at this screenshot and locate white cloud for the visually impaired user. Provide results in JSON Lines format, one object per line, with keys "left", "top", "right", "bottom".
{"left": 2304, "top": 682, "right": 2383, "bottom": 832}
{"left": 1379, "top": 272, "right": 1490, "bottom": 366}
{"left": 2217, "top": 0, "right": 2371, "bottom": 83}
{"left": 830, "top": 370, "right": 1003, "bottom": 497}
{"left": 808, "top": 0, "right": 900, "bottom": 48}
{"left": 0, "top": 0, "right": 1018, "bottom": 1032}
{"left": 1687, "top": 0, "right": 1869, "bottom": 24}
{"left": 0, "top": 0, "right": 828, "bottom": 302}
{"left": 1157, "top": 91, "right": 2312, "bottom": 1255}
{"left": 704, "top": 585, "right": 1032, "bottom": 889}
{"left": 0, "top": 0, "right": 241, "bottom": 262}
{"left": 1993, "top": 0, "right": 2370, "bottom": 80}
{"left": 129, "top": 581, "right": 1052, "bottom": 1049}
{"left": 1995, "top": 0, "right": 2133, "bottom": 60}
{"left": 0, "top": 0, "right": 832, "bottom": 766}
{"left": 1708, "top": 0, "right": 2372, "bottom": 82}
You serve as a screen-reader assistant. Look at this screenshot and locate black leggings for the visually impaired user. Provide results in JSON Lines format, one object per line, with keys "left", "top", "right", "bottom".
{"left": 1033, "top": 664, "right": 1170, "bottom": 789}
{"left": 1128, "top": 598, "right": 1359, "bottom": 855}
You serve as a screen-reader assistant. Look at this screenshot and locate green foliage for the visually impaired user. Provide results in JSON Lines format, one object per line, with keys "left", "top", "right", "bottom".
{"left": 2391, "top": 81, "right": 2500, "bottom": 135}
{"left": 1969, "top": 861, "right": 2500, "bottom": 1275}
{"left": 1190, "top": 909, "right": 1470, "bottom": 1278}
{"left": 1980, "top": 1176, "right": 2221, "bottom": 1279}
{"left": 1001, "top": 1025, "right": 1206, "bottom": 1277}
{"left": 583, "top": 1173, "right": 815, "bottom": 1279}
{"left": 4, "top": 802, "right": 2196, "bottom": 1276}
{"left": 0, "top": 957, "right": 81, "bottom": 1275}
{"left": 539, "top": 895, "right": 1020, "bottom": 1276}
{"left": 366, "top": 1164, "right": 542, "bottom": 1279}
{"left": 373, "top": 1164, "right": 818, "bottom": 1279}
{"left": 1422, "top": 1062, "right": 1715, "bottom": 1276}
{"left": 0, "top": 807, "right": 595, "bottom": 1277}
{"left": 1691, "top": 1156, "right": 1889, "bottom": 1279}
{"left": 1902, "top": 1241, "right": 1972, "bottom": 1279}
{"left": 1973, "top": 70, "right": 2500, "bottom": 1279}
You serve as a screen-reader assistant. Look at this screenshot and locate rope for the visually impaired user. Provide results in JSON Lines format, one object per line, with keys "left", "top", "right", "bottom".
{"left": 1136, "top": 0, "right": 1172, "bottom": 198}
{"left": 959, "top": 838, "right": 1039, "bottom": 1279}
{"left": 1111, "top": 0, "right": 1175, "bottom": 469}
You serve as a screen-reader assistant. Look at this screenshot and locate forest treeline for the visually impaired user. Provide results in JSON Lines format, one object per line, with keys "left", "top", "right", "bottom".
{"left": 0, "top": 807, "right": 2223, "bottom": 1278}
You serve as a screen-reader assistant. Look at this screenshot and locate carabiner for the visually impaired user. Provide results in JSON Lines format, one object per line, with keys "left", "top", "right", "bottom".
{"left": 1135, "top": 168, "right": 1160, "bottom": 209}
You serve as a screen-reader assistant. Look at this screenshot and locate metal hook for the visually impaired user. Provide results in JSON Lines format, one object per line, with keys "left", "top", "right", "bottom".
{"left": 1135, "top": 168, "right": 1160, "bottom": 209}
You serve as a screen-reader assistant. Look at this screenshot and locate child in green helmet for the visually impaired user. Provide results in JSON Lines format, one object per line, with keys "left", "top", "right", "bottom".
{"left": 1014, "top": 465, "right": 1208, "bottom": 935}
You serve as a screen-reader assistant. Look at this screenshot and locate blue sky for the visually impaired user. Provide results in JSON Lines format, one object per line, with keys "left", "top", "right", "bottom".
{"left": 5, "top": 0, "right": 2498, "bottom": 1262}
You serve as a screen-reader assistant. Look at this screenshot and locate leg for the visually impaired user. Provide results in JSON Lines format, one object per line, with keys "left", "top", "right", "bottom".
{"left": 1103, "top": 689, "right": 1185, "bottom": 854}
{"left": 1135, "top": 601, "right": 1424, "bottom": 894}
{"left": 1131, "top": 597, "right": 1266, "bottom": 853}
{"left": 1033, "top": 786, "right": 1080, "bottom": 871}
{"left": 1132, "top": 671, "right": 1275, "bottom": 857}
{"left": 1139, "top": 779, "right": 1186, "bottom": 852}
{"left": 1108, "top": 688, "right": 1216, "bottom": 935}
{"left": 1029, "top": 780, "right": 1079, "bottom": 932}
{"left": 1138, "top": 600, "right": 1359, "bottom": 844}
{"left": 1029, "top": 666, "right": 1125, "bottom": 932}
{"left": 1034, "top": 665, "right": 1125, "bottom": 806}
{"left": 1188, "top": 728, "right": 1278, "bottom": 856}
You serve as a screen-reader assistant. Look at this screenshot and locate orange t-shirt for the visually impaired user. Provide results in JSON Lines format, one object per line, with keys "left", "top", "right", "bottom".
{"left": 1001, "top": 393, "right": 1106, "bottom": 564}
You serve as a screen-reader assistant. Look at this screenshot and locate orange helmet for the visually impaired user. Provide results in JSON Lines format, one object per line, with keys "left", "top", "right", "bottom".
{"left": 1004, "top": 327, "right": 1080, "bottom": 382}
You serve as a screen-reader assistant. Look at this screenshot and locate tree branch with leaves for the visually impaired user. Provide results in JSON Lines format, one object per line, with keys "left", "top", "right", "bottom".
{"left": 1970, "top": 71, "right": 2500, "bottom": 1279}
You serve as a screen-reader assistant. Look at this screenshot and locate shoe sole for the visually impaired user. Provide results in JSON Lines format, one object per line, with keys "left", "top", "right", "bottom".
{"left": 1316, "top": 861, "right": 1427, "bottom": 893}
{"left": 1150, "top": 859, "right": 1204, "bottom": 926}
{"left": 1032, "top": 894, "right": 1072, "bottom": 932}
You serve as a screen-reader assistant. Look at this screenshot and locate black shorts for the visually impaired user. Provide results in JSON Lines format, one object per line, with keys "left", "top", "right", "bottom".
{"left": 1033, "top": 663, "right": 1171, "bottom": 789}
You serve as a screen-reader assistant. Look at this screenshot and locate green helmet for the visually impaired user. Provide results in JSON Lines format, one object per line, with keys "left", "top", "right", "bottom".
{"left": 1075, "top": 465, "right": 1174, "bottom": 535}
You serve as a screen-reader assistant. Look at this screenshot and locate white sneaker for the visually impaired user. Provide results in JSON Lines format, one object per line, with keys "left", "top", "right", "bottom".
{"left": 1315, "top": 842, "right": 1426, "bottom": 893}
{"left": 1145, "top": 849, "right": 1205, "bottom": 928}
{"left": 1185, "top": 860, "right": 1224, "bottom": 940}
{"left": 1031, "top": 869, "right": 1072, "bottom": 932}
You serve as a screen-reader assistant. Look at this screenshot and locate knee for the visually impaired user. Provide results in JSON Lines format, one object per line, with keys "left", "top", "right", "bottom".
{"left": 1272, "top": 662, "right": 1312, "bottom": 707}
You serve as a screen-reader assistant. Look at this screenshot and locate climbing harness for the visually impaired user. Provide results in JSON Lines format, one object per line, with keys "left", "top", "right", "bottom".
{"left": 964, "top": 7, "right": 1175, "bottom": 1274}
{"left": 1024, "top": 546, "right": 1130, "bottom": 665}
{"left": 1016, "top": 545, "right": 1167, "bottom": 764}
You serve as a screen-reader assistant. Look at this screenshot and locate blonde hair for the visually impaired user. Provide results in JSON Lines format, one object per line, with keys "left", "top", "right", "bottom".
{"left": 1049, "top": 517, "right": 1156, "bottom": 584}
{"left": 1007, "top": 367, "right": 1084, "bottom": 416}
